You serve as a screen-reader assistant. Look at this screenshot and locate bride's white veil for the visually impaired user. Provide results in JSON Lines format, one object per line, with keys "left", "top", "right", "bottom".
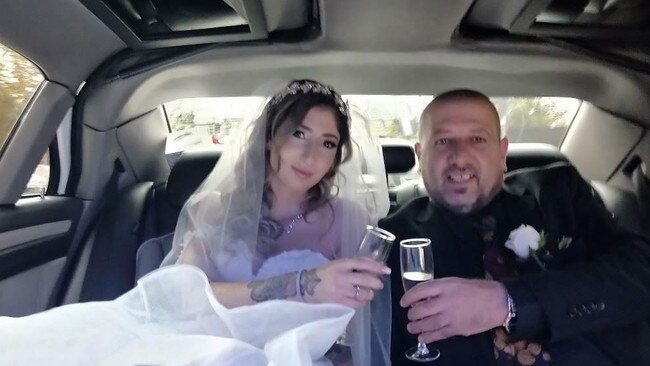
{"left": 161, "top": 79, "right": 391, "bottom": 366}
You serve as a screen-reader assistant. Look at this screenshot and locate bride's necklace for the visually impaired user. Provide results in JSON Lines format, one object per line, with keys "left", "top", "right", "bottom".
{"left": 284, "top": 213, "right": 304, "bottom": 234}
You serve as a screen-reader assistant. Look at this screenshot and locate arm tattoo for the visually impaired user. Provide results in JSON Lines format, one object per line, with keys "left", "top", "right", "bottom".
{"left": 299, "top": 269, "right": 321, "bottom": 297}
{"left": 248, "top": 272, "right": 297, "bottom": 302}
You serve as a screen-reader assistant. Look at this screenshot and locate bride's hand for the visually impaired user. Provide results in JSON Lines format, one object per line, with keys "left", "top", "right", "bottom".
{"left": 302, "top": 258, "right": 391, "bottom": 308}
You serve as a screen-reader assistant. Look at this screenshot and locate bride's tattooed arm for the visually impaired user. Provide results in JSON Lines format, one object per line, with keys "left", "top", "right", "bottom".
{"left": 299, "top": 269, "right": 321, "bottom": 297}
{"left": 247, "top": 269, "right": 321, "bottom": 302}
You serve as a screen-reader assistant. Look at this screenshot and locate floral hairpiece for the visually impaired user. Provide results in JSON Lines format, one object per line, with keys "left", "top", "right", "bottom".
{"left": 270, "top": 80, "right": 349, "bottom": 117}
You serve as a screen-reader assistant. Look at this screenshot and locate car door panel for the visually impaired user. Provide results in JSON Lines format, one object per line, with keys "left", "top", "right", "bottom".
{"left": 0, "top": 196, "right": 83, "bottom": 316}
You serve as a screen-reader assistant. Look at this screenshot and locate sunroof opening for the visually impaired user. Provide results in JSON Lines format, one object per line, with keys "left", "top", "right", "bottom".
{"left": 82, "top": 0, "right": 317, "bottom": 48}
{"left": 152, "top": 1, "right": 248, "bottom": 32}
{"left": 105, "top": 0, "right": 257, "bottom": 38}
{"left": 535, "top": 0, "right": 650, "bottom": 28}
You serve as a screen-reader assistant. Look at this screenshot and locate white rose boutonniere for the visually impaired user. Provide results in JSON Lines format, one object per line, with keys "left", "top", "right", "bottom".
{"left": 505, "top": 224, "right": 547, "bottom": 270}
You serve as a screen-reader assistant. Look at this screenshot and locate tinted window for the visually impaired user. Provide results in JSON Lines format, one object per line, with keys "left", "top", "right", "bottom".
{"left": 0, "top": 43, "right": 44, "bottom": 151}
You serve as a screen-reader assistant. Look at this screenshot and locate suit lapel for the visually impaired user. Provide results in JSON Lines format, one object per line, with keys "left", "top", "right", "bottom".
{"left": 502, "top": 177, "right": 575, "bottom": 271}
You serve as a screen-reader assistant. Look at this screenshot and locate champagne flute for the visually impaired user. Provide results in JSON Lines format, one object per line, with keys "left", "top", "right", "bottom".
{"left": 400, "top": 238, "right": 440, "bottom": 362}
{"left": 336, "top": 225, "right": 396, "bottom": 346}
{"left": 357, "top": 225, "right": 396, "bottom": 263}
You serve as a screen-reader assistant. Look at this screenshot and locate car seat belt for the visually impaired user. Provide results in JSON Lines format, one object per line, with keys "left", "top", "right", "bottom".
{"left": 47, "top": 158, "right": 125, "bottom": 308}
{"left": 631, "top": 162, "right": 650, "bottom": 225}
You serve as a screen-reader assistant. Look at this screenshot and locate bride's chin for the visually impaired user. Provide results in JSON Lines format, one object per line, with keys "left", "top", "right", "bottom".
{"left": 288, "top": 184, "right": 313, "bottom": 198}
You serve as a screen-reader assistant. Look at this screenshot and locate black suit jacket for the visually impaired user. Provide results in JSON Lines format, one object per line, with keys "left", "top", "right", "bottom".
{"left": 380, "top": 163, "right": 650, "bottom": 366}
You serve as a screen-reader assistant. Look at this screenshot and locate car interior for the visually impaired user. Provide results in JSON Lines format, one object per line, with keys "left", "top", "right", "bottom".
{"left": 1, "top": 0, "right": 649, "bottom": 318}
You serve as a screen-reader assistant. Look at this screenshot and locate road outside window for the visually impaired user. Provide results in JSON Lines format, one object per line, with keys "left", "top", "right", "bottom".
{"left": 165, "top": 97, "right": 264, "bottom": 153}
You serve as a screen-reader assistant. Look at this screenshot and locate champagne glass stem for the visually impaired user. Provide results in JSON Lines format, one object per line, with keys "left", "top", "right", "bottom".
{"left": 415, "top": 342, "right": 430, "bottom": 356}
{"left": 405, "top": 342, "right": 440, "bottom": 362}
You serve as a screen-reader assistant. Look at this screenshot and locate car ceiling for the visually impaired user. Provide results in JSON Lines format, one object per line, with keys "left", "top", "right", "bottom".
{"left": 0, "top": 0, "right": 125, "bottom": 91}
{"left": 2, "top": 0, "right": 650, "bottom": 128}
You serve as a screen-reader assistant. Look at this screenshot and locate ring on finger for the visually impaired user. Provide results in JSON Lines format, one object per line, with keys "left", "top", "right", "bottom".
{"left": 354, "top": 285, "right": 361, "bottom": 299}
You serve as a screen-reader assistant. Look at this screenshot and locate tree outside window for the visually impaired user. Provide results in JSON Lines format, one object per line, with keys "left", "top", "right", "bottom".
{"left": 0, "top": 43, "right": 44, "bottom": 150}
{"left": 1, "top": 43, "right": 48, "bottom": 197}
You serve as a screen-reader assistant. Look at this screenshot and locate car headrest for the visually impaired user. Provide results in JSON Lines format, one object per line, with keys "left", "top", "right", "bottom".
{"left": 165, "top": 144, "right": 565, "bottom": 207}
{"left": 388, "top": 143, "right": 572, "bottom": 210}
{"left": 506, "top": 143, "right": 569, "bottom": 171}
{"left": 167, "top": 150, "right": 221, "bottom": 207}
{"left": 382, "top": 144, "right": 416, "bottom": 174}
{"left": 166, "top": 143, "right": 416, "bottom": 207}
{"left": 379, "top": 143, "right": 569, "bottom": 174}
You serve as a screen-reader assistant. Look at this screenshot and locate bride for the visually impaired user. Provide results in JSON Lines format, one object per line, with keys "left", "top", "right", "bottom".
{"left": 0, "top": 79, "right": 392, "bottom": 366}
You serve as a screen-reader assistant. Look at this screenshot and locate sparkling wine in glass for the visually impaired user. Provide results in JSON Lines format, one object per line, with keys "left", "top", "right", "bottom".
{"left": 402, "top": 271, "right": 433, "bottom": 291}
{"left": 336, "top": 225, "right": 395, "bottom": 347}
{"left": 400, "top": 238, "right": 440, "bottom": 362}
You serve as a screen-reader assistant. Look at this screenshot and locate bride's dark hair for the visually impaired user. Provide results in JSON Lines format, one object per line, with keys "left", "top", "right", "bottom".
{"left": 262, "top": 80, "right": 352, "bottom": 216}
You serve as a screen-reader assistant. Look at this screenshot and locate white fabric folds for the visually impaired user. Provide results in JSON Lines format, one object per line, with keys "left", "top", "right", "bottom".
{"left": 0, "top": 265, "right": 354, "bottom": 366}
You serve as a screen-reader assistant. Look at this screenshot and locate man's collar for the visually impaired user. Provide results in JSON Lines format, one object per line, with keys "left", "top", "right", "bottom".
{"left": 415, "top": 198, "right": 437, "bottom": 224}
{"left": 415, "top": 198, "right": 481, "bottom": 224}
{"left": 417, "top": 188, "right": 517, "bottom": 224}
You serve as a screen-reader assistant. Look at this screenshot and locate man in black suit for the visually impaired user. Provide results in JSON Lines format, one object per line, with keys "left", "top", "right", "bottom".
{"left": 380, "top": 89, "right": 650, "bottom": 365}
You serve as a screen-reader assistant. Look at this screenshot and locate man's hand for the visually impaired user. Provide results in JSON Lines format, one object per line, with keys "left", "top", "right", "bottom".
{"left": 400, "top": 277, "right": 509, "bottom": 343}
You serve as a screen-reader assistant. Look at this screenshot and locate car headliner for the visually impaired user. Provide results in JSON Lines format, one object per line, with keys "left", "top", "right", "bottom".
{"left": 1, "top": 0, "right": 650, "bottom": 129}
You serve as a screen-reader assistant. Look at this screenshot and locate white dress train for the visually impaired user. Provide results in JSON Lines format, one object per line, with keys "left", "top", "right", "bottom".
{"left": 0, "top": 263, "right": 354, "bottom": 366}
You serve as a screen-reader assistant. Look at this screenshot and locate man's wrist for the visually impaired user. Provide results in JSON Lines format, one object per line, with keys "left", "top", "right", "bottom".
{"left": 502, "top": 292, "right": 517, "bottom": 334}
{"left": 502, "top": 279, "right": 549, "bottom": 341}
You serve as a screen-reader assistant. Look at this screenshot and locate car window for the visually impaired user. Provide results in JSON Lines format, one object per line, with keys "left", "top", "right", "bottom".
{"left": 23, "top": 151, "right": 50, "bottom": 197}
{"left": 346, "top": 95, "right": 581, "bottom": 145}
{"left": 164, "top": 96, "right": 581, "bottom": 186}
{"left": 496, "top": 97, "right": 581, "bottom": 145}
{"left": 347, "top": 96, "right": 581, "bottom": 187}
{"left": 0, "top": 42, "right": 44, "bottom": 151}
{"left": 164, "top": 97, "right": 264, "bottom": 153}
{"left": 0, "top": 42, "right": 48, "bottom": 197}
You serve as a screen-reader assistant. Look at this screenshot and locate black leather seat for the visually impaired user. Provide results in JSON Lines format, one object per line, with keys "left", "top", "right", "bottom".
{"left": 506, "top": 143, "right": 569, "bottom": 171}
{"left": 135, "top": 150, "right": 221, "bottom": 280}
{"left": 140, "top": 150, "right": 222, "bottom": 243}
{"left": 591, "top": 181, "right": 646, "bottom": 237}
{"left": 387, "top": 143, "right": 646, "bottom": 237}
{"left": 134, "top": 143, "right": 647, "bottom": 282}
{"left": 78, "top": 182, "right": 154, "bottom": 301}
{"left": 389, "top": 143, "right": 571, "bottom": 208}
{"left": 77, "top": 141, "right": 646, "bottom": 300}
{"left": 75, "top": 150, "right": 221, "bottom": 300}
